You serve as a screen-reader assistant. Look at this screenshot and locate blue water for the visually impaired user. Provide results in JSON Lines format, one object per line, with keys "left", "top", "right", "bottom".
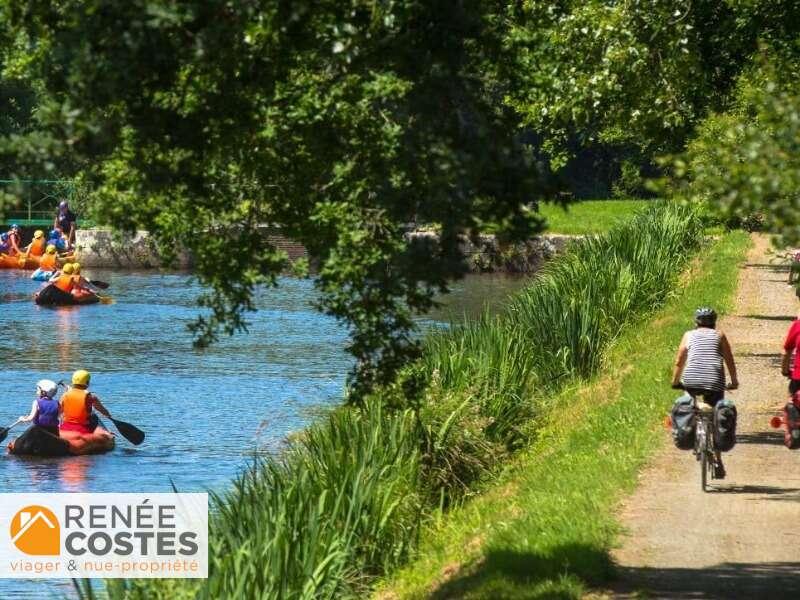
{"left": 0, "top": 267, "right": 526, "bottom": 598}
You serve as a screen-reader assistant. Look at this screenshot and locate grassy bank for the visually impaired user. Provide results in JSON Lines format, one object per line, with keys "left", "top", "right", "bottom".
{"left": 540, "top": 199, "right": 650, "bottom": 234}
{"left": 379, "top": 231, "right": 750, "bottom": 599}
{"left": 112, "top": 204, "right": 709, "bottom": 599}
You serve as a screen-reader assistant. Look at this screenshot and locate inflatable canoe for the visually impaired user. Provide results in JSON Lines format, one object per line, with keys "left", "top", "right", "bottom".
{"left": 1, "top": 252, "right": 75, "bottom": 270}
{"left": 35, "top": 284, "right": 99, "bottom": 306}
{"left": 0, "top": 253, "right": 40, "bottom": 270}
{"left": 7, "top": 425, "right": 115, "bottom": 457}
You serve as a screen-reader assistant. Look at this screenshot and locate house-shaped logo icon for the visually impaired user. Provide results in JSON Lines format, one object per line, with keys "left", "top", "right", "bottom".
{"left": 9, "top": 505, "right": 60, "bottom": 555}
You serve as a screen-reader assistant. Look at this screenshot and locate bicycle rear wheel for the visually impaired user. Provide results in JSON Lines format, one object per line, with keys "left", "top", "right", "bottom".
{"left": 701, "top": 446, "right": 708, "bottom": 491}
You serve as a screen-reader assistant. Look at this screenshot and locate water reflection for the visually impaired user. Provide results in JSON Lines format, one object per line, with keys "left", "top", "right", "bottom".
{"left": 53, "top": 306, "right": 79, "bottom": 366}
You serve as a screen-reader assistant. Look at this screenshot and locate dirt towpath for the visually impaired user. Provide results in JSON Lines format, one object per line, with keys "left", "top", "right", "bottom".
{"left": 608, "top": 234, "right": 800, "bottom": 599}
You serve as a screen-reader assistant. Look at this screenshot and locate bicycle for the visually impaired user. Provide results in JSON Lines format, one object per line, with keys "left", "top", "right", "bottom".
{"left": 692, "top": 393, "right": 717, "bottom": 492}
{"left": 672, "top": 384, "right": 733, "bottom": 492}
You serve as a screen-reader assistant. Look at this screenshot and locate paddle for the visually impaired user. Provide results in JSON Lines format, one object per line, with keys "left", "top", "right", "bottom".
{"left": 89, "top": 280, "right": 109, "bottom": 289}
{"left": 0, "top": 418, "right": 23, "bottom": 444}
{"left": 109, "top": 418, "right": 145, "bottom": 446}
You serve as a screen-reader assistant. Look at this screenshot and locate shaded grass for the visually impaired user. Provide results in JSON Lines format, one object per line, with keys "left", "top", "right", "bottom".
{"left": 540, "top": 199, "right": 651, "bottom": 234}
{"left": 378, "top": 232, "right": 750, "bottom": 599}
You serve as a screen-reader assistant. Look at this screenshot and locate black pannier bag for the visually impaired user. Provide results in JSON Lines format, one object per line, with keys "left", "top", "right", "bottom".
{"left": 783, "top": 401, "right": 800, "bottom": 449}
{"left": 671, "top": 394, "right": 695, "bottom": 450}
{"left": 713, "top": 399, "right": 737, "bottom": 452}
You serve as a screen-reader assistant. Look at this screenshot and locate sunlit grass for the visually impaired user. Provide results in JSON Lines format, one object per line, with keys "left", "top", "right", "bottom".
{"left": 540, "top": 199, "right": 651, "bottom": 234}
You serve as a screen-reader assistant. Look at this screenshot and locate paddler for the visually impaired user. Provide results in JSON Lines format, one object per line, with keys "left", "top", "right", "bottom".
{"left": 39, "top": 244, "right": 58, "bottom": 271}
{"left": 52, "top": 262, "right": 77, "bottom": 292}
{"left": 23, "top": 229, "right": 47, "bottom": 257}
{"left": 3, "top": 224, "right": 22, "bottom": 255}
{"left": 53, "top": 200, "right": 77, "bottom": 248}
{"left": 70, "top": 263, "right": 101, "bottom": 298}
{"left": 31, "top": 244, "right": 59, "bottom": 280}
{"left": 18, "top": 379, "right": 61, "bottom": 436}
{"left": 59, "top": 370, "right": 114, "bottom": 440}
{"left": 48, "top": 229, "right": 69, "bottom": 253}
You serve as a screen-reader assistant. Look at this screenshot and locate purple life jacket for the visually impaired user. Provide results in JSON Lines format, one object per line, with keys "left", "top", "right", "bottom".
{"left": 34, "top": 397, "right": 59, "bottom": 428}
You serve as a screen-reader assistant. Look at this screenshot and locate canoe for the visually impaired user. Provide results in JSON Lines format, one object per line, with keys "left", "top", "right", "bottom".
{"left": 31, "top": 268, "right": 55, "bottom": 282}
{"left": 35, "top": 284, "right": 100, "bottom": 306}
{"left": 7, "top": 425, "right": 115, "bottom": 457}
{"left": 0, "top": 254, "right": 40, "bottom": 270}
{"left": 0, "top": 252, "right": 75, "bottom": 270}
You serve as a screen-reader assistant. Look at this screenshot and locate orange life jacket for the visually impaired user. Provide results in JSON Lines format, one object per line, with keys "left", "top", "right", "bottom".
{"left": 28, "top": 238, "right": 45, "bottom": 256}
{"left": 61, "top": 388, "right": 92, "bottom": 427}
{"left": 53, "top": 274, "right": 76, "bottom": 293}
{"left": 39, "top": 253, "right": 57, "bottom": 270}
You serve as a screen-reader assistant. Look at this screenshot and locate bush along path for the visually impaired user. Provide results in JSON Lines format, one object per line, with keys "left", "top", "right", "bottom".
{"left": 111, "top": 204, "right": 708, "bottom": 599}
{"left": 377, "top": 231, "right": 750, "bottom": 599}
{"left": 607, "top": 234, "right": 800, "bottom": 600}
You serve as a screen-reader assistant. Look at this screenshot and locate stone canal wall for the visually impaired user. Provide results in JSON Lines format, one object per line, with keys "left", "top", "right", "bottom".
{"left": 77, "top": 227, "right": 575, "bottom": 273}
{"left": 75, "top": 229, "right": 192, "bottom": 269}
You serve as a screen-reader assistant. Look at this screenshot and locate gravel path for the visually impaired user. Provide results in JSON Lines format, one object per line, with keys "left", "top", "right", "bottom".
{"left": 608, "top": 234, "right": 800, "bottom": 599}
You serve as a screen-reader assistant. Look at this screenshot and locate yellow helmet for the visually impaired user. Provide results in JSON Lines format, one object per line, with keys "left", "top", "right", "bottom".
{"left": 33, "top": 230, "right": 44, "bottom": 239}
{"left": 72, "top": 369, "right": 91, "bottom": 386}
{"left": 62, "top": 263, "right": 74, "bottom": 274}
{"left": 72, "top": 262, "right": 81, "bottom": 274}
{"left": 46, "top": 244, "right": 56, "bottom": 254}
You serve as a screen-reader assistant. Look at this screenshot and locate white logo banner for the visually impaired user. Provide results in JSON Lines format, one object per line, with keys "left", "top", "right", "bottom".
{"left": 0, "top": 493, "right": 207, "bottom": 578}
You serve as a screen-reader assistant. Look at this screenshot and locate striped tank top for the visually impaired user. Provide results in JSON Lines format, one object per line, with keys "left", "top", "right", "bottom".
{"left": 681, "top": 328, "right": 725, "bottom": 392}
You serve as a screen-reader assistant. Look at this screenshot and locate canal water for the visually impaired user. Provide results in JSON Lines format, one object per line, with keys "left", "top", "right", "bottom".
{"left": 0, "top": 268, "right": 527, "bottom": 598}
{"left": 0, "top": 270, "right": 524, "bottom": 598}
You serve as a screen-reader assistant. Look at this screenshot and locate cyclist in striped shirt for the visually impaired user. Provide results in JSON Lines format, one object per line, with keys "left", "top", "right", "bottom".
{"left": 671, "top": 307, "right": 739, "bottom": 478}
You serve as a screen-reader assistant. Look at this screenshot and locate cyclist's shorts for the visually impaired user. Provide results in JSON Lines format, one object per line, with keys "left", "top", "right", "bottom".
{"left": 685, "top": 388, "right": 723, "bottom": 406}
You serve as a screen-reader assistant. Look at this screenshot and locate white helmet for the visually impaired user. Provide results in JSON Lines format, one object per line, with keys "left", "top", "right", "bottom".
{"left": 36, "top": 379, "right": 58, "bottom": 398}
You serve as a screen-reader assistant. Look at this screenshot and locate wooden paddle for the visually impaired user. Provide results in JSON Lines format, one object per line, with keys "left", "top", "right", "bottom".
{"left": 0, "top": 418, "right": 23, "bottom": 444}
{"left": 89, "top": 280, "right": 110, "bottom": 289}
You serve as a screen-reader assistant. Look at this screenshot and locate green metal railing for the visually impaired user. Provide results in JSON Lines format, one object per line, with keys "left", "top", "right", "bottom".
{"left": 0, "top": 179, "right": 78, "bottom": 226}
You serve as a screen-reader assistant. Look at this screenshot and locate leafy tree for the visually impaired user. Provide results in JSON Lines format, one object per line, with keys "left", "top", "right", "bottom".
{"left": 508, "top": 0, "right": 800, "bottom": 242}
{"left": 0, "top": 0, "right": 544, "bottom": 399}
{"left": 507, "top": 0, "right": 765, "bottom": 166}
{"left": 680, "top": 47, "right": 800, "bottom": 244}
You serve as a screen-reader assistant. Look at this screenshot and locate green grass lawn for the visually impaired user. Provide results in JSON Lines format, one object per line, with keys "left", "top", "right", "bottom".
{"left": 376, "top": 231, "right": 750, "bottom": 599}
{"left": 540, "top": 199, "right": 651, "bottom": 235}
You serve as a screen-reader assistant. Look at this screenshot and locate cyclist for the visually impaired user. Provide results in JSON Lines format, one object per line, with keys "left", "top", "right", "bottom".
{"left": 780, "top": 309, "right": 800, "bottom": 394}
{"left": 671, "top": 307, "right": 739, "bottom": 478}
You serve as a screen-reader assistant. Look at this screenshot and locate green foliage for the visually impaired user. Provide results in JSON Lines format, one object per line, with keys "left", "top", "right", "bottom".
{"left": 501, "top": 0, "right": 800, "bottom": 242}
{"left": 106, "top": 204, "right": 703, "bottom": 598}
{"left": 680, "top": 48, "right": 800, "bottom": 244}
{"left": 507, "top": 0, "right": 757, "bottom": 165}
{"left": 612, "top": 160, "right": 647, "bottom": 199}
{"left": 0, "top": 0, "right": 542, "bottom": 397}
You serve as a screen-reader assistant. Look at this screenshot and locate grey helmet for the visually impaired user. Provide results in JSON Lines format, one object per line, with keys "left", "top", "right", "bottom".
{"left": 695, "top": 307, "right": 717, "bottom": 326}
